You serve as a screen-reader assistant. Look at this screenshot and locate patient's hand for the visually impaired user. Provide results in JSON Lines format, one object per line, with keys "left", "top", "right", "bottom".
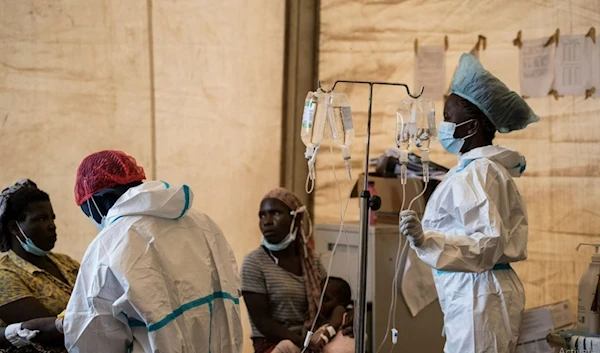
{"left": 310, "top": 327, "right": 327, "bottom": 349}
{"left": 21, "top": 317, "right": 63, "bottom": 345}
{"left": 307, "top": 339, "right": 324, "bottom": 353}
{"left": 340, "top": 308, "right": 354, "bottom": 337}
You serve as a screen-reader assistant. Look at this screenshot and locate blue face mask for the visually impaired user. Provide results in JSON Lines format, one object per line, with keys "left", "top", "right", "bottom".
{"left": 262, "top": 228, "right": 297, "bottom": 252}
{"left": 87, "top": 198, "right": 106, "bottom": 231}
{"left": 15, "top": 222, "right": 51, "bottom": 257}
{"left": 438, "top": 120, "right": 477, "bottom": 155}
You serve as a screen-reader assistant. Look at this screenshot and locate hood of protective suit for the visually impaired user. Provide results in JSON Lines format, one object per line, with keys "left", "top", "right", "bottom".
{"left": 458, "top": 146, "right": 526, "bottom": 178}
{"left": 65, "top": 180, "right": 242, "bottom": 353}
{"left": 105, "top": 181, "right": 192, "bottom": 226}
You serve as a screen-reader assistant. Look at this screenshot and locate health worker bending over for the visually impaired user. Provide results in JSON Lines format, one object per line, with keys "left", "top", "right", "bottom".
{"left": 64, "top": 150, "right": 242, "bottom": 353}
{"left": 400, "top": 53, "right": 539, "bottom": 353}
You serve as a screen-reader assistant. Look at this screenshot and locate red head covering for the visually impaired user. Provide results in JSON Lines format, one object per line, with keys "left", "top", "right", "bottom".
{"left": 74, "top": 150, "right": 146, "bottom": 206}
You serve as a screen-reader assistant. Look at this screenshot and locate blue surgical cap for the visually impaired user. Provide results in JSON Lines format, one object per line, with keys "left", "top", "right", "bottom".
{"left": 450, "top": 53, "right": 539, "bottom": 133}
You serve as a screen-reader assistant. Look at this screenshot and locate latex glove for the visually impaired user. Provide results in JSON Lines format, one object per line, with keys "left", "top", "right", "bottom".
{"left": 399, "top": 210, "right": 424, "bottom": 247}
{"left": 4, "top": 323, "right": 39, "bottom": 348}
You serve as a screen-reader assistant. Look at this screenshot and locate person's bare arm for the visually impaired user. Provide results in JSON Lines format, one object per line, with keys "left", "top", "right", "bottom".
{"left": 21, "top": 317, "right": 63, "bottom": 345}
{"left": 0, "top": 299, "right": 64, "bottom": 346}
{"left": 0, "top": 317, "right": 64, "bottom": 348}
{"left": 0, "top": 327, "right": 10, "bottom": 349}
{"left": 341, "top": 307, "right": 354, "bottom": 337}
{"left": 327, "top": 306, "right": 346, "bottom": 331}
{"left": 244, "top": 292, "right": 322, "bottom": 352}
{"left": 0, "top": 297, "right": 52, "bottom": 324}
{"left": 243, "top": 291, "right": 304, "bottom": 347}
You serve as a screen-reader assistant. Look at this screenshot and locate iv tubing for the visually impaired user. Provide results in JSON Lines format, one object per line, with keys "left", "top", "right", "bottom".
{"left": 376, "top": 181, "right": 407, "bottom": 353}
{"left": 378, "top": 180, "right": 429, "bottom": 353}
{"left": 311, "top": 79, "right": 424, "bottom": 353}
{"left": 305, "top": 146, "right": 319, "bottom": 194}
{"left": 301, "top": 142, "right": 352, "bottom": 353}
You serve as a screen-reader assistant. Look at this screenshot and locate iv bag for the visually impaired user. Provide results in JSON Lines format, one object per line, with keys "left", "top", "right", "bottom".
{"left": 425, "top": 99, "right": 436, "bottom": 145}
{"left": 301, "top": 90, "right": 328, "bottom": 159}
{"left": 328, "top": 92, "right": 354, "bottom": 161}
{"left": 395, "top": 99, "right": 412, "bottom": 151}
{"left": 411, "top": 99, "right": 436, "bottom": 151}
{"left": 301, "top": 90, "right": 329, "bottom": 193}
{"left": 328, "top": 92, "right": 354, "bottom": 179}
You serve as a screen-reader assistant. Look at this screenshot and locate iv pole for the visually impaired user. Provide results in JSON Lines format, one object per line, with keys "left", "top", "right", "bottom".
{"left": 317, "top": 80, "right": 424, "bottom": 353}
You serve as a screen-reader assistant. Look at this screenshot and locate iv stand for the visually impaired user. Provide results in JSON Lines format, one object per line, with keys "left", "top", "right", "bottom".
{"left": 317, "top": 80, "right": 424, "bottom": 353}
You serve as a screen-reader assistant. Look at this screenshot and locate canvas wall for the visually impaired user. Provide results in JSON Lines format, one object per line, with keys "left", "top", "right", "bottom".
{"left": 315, "top": 0, "right": 600, "bottom": 313}
{"left": 0, "top": 1, "right": 285, "bottom": 351}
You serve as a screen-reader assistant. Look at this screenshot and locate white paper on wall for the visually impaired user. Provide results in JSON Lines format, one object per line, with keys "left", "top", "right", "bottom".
{"left": 519, "top": 38, "right": 555, "bottom": 97}
{"left": 553, "top": 35, "right": 593, "bottom": 95}
{"left": 414, "top": 45, "right": 446, "bottom": 101}
{"left": 592, "top": 36, "right": 600, "bottom": 98}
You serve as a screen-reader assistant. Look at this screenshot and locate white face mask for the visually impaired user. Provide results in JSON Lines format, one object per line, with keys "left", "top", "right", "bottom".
{"left": 87, "top": 197, "right": 106, "bottom": 231}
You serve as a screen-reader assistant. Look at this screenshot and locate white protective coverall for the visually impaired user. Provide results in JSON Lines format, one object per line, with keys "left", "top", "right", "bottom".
{"left": 64, "top": 181, "right": 242, "bottom": 353}
{"left": 411, "top": 145, "right": 527, "bottom": 353}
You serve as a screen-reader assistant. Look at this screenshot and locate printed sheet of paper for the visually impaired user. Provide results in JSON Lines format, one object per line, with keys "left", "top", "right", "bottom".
{"left": 593, "top": 36, "right": 600, "bottom": 98}
{"left": 519, "top": 38, "right": 555, "bottom": 97}
{"left": 414, "top": 45, "right": 446, "bottom": 100}
{"left": 553, "top": 35, "right": 593, "bottom": 95}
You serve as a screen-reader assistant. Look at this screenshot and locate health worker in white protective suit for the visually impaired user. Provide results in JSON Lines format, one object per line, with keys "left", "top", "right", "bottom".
{"left": 400, "top": 53, "right": 539, "bottom": 353}
{"left": 64, "top": 150, "right": 242, "bottom": 353}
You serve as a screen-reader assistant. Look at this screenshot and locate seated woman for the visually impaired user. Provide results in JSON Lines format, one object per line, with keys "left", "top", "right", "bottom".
{"left": 0, "top": 180, "right": 79, "bottom": 352}
{"left": 241, "top": 188, "right": 353, "bottom": 353}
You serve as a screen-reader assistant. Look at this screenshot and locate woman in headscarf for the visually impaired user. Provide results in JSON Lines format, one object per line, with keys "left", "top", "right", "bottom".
{"left": 0, "top": 180, "right": 79, "bottom": 353}
{"left": 241, "top": 188, "right": 329, "bottom": 353}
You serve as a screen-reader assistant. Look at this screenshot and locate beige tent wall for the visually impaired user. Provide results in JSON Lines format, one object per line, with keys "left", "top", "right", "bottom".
{"left": 0, "top": 1, "right": 284, "bottom": 351}
{"left": 315, "top": 0, "right": 600, "bottom": 312}
{"left": 0, "top": 0, "right": 154, "bottom": 261}
{"left": 150, "top": 2, "right": 285, "bottom": 350}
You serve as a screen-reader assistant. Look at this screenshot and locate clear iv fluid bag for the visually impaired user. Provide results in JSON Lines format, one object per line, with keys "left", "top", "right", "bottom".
{"left": 412, "top": 99, "right": 436, "bottom": 151}
{"left": 396, "top": 99, "right": 413, "bottom": 185}
{"left": 328, "top": 92, "right": 354, "bottom": 160}
{"left": 328, "top": 92, "right": 354, "bottom": 180}
{"left": 413, "top": 99, "right": 436, "bottom": 183}
{"left": 301, "top": 91, "right": 328, "bottom": 159}
{"left": 395, "top": 100, "right": 412, "bottom": 151}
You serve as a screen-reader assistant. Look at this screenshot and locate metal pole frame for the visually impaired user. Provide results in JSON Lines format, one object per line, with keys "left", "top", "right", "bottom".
{"left": 317, "top": 80, "right": 424, "bottom": 353}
